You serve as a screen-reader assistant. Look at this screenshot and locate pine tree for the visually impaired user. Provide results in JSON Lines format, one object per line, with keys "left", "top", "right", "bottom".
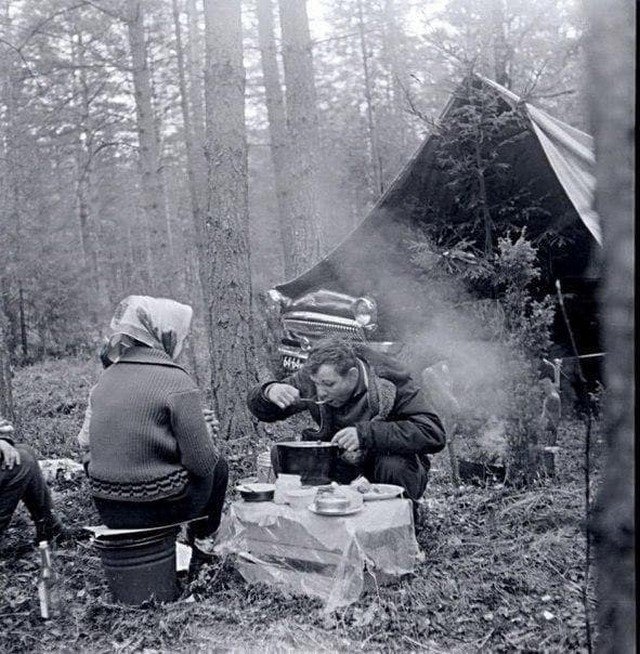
{"left": 202, "top": 0, "right": 257, "bottom": 440}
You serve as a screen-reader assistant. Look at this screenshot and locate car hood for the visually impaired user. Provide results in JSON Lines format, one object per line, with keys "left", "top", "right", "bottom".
{"left": 283, "top": 290, "right": 359, "bottom": 319}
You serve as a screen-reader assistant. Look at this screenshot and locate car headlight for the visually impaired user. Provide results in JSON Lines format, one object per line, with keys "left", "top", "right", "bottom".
{"left": 299, "top": 335, "right": 312, "bottom": 351}
{"left": 353, "top": 297, "right": 377, "bottom": 328}
{"left": 266, "top": 289, "right": 291, "bottom": 310}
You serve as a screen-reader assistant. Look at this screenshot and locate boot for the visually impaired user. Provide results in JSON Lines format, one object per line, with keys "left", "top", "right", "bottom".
{"left": 34, "top": 515, "right": 74, "bottom": 546}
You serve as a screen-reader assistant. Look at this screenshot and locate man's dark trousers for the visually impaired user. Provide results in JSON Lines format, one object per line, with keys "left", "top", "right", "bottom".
{"left": 0, "top": 445, "right": 56, "bottom": 538}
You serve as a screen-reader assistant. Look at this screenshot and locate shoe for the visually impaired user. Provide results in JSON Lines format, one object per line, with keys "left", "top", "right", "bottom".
{"left": 34, "top": 516, "right": 82, "bottom": 546}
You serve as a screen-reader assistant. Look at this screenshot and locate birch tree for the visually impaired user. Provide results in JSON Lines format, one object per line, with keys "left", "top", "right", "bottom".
{"left": 202, "top": 0, "right": 257, "bottom": 440}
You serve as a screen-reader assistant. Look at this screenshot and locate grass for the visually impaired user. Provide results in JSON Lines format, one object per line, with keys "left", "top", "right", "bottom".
{"left": 0, "top": 357, "right": 599, "bottom": 653}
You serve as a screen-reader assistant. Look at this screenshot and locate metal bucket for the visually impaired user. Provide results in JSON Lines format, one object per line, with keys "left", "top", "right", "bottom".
{"left": 94, "top": 527, "right": 179, "bottom": 605}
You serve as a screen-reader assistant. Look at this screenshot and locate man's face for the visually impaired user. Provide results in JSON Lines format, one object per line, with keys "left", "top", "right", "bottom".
{"left": 309, "top": 363, "right": 359, "bottom": 407}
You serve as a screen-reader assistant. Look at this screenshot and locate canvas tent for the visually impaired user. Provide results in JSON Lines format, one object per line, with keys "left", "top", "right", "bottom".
{"left": 478, "top": 76, "right": 599, "bottom": 245}
{"left": 274, "top": 75, "right": 601, "bottom": 348}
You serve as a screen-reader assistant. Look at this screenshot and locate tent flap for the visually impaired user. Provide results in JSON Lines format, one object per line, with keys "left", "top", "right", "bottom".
{"left": 525, "top": 104, "right": 601, "bottom": 245}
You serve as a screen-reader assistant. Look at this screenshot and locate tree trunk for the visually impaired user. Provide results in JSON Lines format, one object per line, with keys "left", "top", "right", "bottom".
{"left": 2, "top": 11, "right": 26, "bottom": 364}
{"left": 125, "top": 0, "right": 171, "bottom": 295}
{"left": 185, "top": 0, "right": 208, "bottom": 247}
{"left": 382, "top": 0, "right": 409, "bottom": 153}
{"left": 0, "top": 306, "right": 14, "bottom": 421}
{"left": 586, "top": 1, "right": 635, "bottom": 651}
{"left": 489, "top": 0, "right": 511, "bottom": 88}
{"left": 171, "top": 0, "right": 206, "bottom": 276}
{"left": 277, "top": 0, "right": 322, "bottom": 272}
{"left": 73, "top": 28, "right": 100, "bottom": 304}
{"left": 202, "top": 0, "right": 257, "bottom": 441}
{"left": 356, "top": 0, "right": 383, "bottom": 197}
{"left": 186, "top": 0, "right": 206, "bottom": 151}
{"left": 0, "top": 279, "right": 17, "bottom": 360}
{"left": 18, "top": 286, "right": 27, "bottom": 360}
{"left": 256, "top": 0, "right": 296, "bottom": 277}
{"left": 474, "top": 135, "right": 493, "bottom": 255}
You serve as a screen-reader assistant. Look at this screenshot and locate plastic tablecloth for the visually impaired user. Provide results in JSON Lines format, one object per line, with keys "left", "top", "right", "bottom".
{"left": 214, "top": 498, "right": 420, "bottom": 611}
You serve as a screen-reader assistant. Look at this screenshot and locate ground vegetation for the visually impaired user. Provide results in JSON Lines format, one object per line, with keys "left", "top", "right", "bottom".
{"left": 0, "top": 357, "right": 600, "bottom": 653}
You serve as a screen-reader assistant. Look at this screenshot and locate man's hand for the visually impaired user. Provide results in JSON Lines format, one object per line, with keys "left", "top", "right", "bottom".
{"left": 203, "top": 409, "right": 220, "bottom": 435}
{"left": 0, "top": 440, "right": 21, "bottom": 470}
{"left": 331, "top": 427, "right": 360, "bottom": 452}
{"left": 265, "top": 383, "right": 300, "bottom": 409}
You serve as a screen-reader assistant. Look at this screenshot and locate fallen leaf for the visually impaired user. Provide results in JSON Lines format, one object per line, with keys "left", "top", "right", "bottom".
{"left": 542, "top": 610, "right": 555, "bottom": 621}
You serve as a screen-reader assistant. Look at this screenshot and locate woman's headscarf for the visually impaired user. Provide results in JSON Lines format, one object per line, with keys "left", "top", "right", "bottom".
{"left": 106, "top": 295, "right": 193, "bottom": 361}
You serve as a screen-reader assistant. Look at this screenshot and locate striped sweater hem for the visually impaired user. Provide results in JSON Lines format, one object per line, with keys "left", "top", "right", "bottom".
{"left": 89, "top": 468, "right": 189, "bottom": 501}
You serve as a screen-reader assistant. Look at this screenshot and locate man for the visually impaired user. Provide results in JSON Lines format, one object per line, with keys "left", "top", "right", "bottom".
{"left": 0, "top": 416, "right": 70, "bottom": 544}
{"left": 247, "top": 337, "right": 446, "bottom": 503}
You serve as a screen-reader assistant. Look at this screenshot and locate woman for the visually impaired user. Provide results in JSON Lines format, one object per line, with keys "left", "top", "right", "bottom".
{"left": 86, "top": 295, "right": 227, "bottom": 554}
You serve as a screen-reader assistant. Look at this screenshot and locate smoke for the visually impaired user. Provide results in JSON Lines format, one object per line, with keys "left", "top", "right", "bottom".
{"left": 401, "top": 296, "right": 516, "bottom": 416}
{"left": 265, "top": 176, "right": 543, "bottom": 444}
{"left": 328, "top": 218, "right": 536, "bottom": 429}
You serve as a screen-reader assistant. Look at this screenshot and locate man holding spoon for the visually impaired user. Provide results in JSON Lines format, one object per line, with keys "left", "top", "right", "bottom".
{"left": 247, "top": 337, "right": 446, "bottom": 504}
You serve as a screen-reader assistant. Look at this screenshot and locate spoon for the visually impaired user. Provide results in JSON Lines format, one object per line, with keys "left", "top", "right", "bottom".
{"left": 298, "top": 397, "right": 327, "bottom": 406}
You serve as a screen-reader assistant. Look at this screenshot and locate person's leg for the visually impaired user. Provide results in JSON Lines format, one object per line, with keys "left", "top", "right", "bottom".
{"left": 0, "top": 445, "right": 63, "bottom": 541}
{"left": 0, "top": 448, "right": 34, "bottom": 535}
{"left": 191, "top": 456, "right": 228, "bottom": 538}
{"left": 331, "top": 455, "right": 363, "bottom": 485}
{"left": 370, "top": 454, "right": 428, "bottom": 501}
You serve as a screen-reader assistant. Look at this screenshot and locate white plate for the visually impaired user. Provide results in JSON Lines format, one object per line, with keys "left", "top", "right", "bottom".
{"left": 307, "top": 503, "right": 364, "bottom": 517}
{"left": 361, "top": 484, "right": 404, "bottom": 501}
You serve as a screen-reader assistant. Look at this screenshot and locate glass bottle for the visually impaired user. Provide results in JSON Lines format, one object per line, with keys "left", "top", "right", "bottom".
{"left": 37, "top": 541, "right": 60, "bottom": 619}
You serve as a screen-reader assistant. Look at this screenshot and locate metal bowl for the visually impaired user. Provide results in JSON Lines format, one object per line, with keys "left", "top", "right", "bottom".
{"left": 237, "top": 482, "right": 275, "bottom": 502}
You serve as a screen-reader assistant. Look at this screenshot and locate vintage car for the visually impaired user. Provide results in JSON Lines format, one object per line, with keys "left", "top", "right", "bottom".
{"left": 266, "top": 288, "right": 400, "bottom": 370}
{"left": 265, "top": 74, "right": 601, "bottom": 374}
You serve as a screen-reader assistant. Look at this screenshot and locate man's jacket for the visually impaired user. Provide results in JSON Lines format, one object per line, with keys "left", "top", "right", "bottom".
{"left": 247, "top": 346, "right": 446, "bottom": 468}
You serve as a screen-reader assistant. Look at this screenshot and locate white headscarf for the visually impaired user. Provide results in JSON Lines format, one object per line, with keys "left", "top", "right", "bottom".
{"left": 107, "top": 295, "right": 193, "bottom": 361}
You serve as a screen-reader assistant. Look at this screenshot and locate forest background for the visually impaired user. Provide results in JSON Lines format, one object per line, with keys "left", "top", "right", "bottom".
{"left": 0, "top": 0, "right": 587, "bottom": 380}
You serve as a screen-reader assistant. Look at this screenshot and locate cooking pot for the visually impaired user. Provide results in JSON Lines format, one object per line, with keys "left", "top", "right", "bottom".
{"left": 276, "top": 441, "right": 338, "bottom": 486}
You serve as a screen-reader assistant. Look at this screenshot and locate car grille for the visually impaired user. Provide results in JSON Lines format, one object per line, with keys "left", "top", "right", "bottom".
{"left": 282, "top": 354, "right": 305, "bottom": 371}
{"left": 282, "top": 318, "right": 364, "bottom": 342}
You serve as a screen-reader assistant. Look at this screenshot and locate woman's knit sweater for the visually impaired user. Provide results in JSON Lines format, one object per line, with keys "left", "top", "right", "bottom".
{"left": 87, "top": 346, "right": 218, "bottom": 502}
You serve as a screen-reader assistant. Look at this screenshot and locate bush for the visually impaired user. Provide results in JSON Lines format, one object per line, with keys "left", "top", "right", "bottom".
{"left": 410, "top": 229, "right": 555, "bottom": 484}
